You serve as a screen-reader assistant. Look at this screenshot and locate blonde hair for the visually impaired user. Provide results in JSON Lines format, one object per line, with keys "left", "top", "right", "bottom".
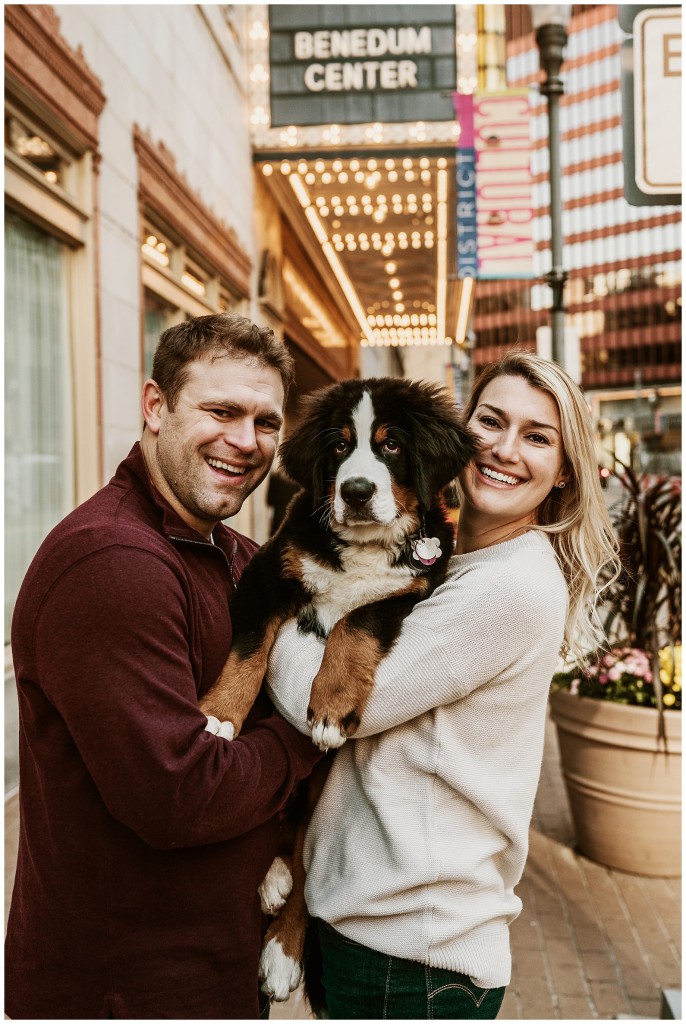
{"left": 461, "top": 351, "right": 620, "bottom": 664}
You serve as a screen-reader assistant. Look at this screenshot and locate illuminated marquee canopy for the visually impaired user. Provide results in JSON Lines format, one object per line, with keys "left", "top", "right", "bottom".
{"left": 249, "top": 4, "right": 482, "bottom": 349}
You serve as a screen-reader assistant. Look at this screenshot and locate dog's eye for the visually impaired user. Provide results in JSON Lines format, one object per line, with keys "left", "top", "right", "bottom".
{"left": 382, "top": 439, "right": 400, "bottom": 454}
{"left": 334, "top": 440, "right": 349, "bottom": 455}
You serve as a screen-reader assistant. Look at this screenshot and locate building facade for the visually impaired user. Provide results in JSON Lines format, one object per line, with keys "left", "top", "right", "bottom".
{"left": 4, "top": 4, "right": 366, "bottom": 649}
{"left": 471, "top": 4, "right": 682, "bottom": 473}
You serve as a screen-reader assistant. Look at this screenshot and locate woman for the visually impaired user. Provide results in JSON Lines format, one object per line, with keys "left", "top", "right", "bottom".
{"left": 266, "top": 352, "right": 619, "bottom": 1019}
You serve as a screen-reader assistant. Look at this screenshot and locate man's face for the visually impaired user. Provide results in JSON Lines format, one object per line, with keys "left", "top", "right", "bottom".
{"left": 142, "top": 354, "right": 285, "bottom": 536}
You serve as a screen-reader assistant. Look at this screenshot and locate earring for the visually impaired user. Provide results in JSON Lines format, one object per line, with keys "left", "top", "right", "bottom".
{"left": 557, "top": 481, "right": 566, "bottom": 489}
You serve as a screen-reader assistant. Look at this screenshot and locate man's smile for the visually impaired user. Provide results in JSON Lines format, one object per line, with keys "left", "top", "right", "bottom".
{"left": 205, "top": 456, "right": 253, "bottom": 479}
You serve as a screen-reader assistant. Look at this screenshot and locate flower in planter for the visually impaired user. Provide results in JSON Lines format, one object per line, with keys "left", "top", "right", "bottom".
{"left": 659, "top": 645, "right": 682, "bottom": 708}
{"left": 553, "top": 644, "right": 682, "bottom": 710}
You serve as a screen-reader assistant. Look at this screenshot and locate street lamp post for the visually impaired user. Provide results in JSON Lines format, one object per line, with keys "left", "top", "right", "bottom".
{"left": 531, "top": 5, "right": 571, "bottom": 368}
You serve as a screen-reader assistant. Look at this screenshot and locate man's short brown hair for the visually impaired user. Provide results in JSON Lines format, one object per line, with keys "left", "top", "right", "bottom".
{"left": 151, "top": 313, "right": 295, "bottom": 410}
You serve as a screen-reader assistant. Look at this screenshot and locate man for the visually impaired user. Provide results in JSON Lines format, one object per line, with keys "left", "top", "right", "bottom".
{"left": 5, "top": 313, "right": 322, "bottom": 1019}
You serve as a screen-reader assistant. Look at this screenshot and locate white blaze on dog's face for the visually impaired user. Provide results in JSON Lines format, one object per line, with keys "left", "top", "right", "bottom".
{"left": 333, "top": 391, "right": 399, "bottom": 527}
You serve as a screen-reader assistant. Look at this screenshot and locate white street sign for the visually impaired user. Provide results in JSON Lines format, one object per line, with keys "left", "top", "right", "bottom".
{"left": 633, "top": 8, "right": 682, "bottom": 195}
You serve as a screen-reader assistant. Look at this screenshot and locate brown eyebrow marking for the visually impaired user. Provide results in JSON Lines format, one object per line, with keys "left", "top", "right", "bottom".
{"left": 478, "top": 403, "right": 560, "bottom": 435}
{"left": 374, "top": 425, "right": 389, "bottom": 444}
{"left": 340, "top": 425, "right": 352, "bottom": 442}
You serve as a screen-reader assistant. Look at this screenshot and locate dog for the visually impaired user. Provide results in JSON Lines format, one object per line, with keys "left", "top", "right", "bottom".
{"left": 200, "top": 376, "right": 475, "bottom": 1004}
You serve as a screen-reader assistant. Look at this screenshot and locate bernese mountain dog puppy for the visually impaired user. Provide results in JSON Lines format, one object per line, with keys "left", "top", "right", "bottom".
{"left": 200, "top": 375, "right": 475, "bottom": 1004}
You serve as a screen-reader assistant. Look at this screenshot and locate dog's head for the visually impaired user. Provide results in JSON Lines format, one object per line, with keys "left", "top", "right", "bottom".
{"left": 279, "top": 377, "right": 476, "bottom": 540}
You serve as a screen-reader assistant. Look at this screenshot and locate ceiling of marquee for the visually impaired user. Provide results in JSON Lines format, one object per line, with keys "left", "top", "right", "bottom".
{"left": 258, "top": 151, "right": 459, "bottom": 351}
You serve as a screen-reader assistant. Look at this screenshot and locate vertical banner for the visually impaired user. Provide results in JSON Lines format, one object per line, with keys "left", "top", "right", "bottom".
{"left": 454, "top": 93, "right": 478, "bottom": 278}
{"left": 472, "top": 91, "right": 535, "bottom": 279}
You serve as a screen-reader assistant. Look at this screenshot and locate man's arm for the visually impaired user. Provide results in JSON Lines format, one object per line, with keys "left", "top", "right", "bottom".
{"left": 32, "top": 547, "right": 322, "bottom": 850}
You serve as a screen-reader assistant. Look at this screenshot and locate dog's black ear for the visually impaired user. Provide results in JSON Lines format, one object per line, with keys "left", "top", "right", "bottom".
{"left": 278, "top": 385, "right": 336, "bottom": 500}
{"left": 403, "top": 382, "right": 477, "bottom": 512}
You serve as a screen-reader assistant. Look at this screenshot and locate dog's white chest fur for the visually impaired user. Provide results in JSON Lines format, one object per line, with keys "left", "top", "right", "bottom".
{"left": 300, "top": 547, "right": 413, "bottom": 635}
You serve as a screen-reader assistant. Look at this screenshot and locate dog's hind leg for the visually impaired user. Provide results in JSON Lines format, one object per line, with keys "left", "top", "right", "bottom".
{"left": 259, "top": 810, "right": 309, "bottom": 1001}
{"left": 259, "top": 760, "right": 330, "bottom": 1003}
{"left": 259, "top": 855, "right": 293, "bottom": 915}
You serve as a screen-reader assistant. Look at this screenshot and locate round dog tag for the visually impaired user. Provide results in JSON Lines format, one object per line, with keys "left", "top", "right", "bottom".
{"left": 411, "top": 536, "right": 442, "bottom": 566}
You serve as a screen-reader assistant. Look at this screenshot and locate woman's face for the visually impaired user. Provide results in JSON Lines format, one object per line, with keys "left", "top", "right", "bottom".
{"left": 459, "top": 374, "right": 569, "bottom": 544}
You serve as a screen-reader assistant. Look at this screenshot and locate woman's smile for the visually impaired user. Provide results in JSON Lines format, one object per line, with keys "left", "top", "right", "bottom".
{"left": 476, "top": 463, "right": 526, "bottom": 487}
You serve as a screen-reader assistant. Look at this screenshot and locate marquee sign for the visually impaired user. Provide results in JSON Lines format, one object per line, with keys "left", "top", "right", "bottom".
{"left": 454, "top": 94, "right": 478, "bottom": 279}
{"left": 455, "top": 90, "right": 534, "bottom": 280}
{"left": 268, "top": 5, "right": 457, "bottom": 127}
{"left": 473, "top": 91, "right": 534, "bottom": 279}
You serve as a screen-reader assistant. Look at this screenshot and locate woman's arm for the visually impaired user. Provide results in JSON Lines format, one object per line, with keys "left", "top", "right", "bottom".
{"left": 267, "top": 556, "right": 567, "bottom": 738}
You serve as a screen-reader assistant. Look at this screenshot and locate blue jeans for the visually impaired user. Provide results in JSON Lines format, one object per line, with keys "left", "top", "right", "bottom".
{"left": 316, "top": 920, "right": 506, "bottom": 1019}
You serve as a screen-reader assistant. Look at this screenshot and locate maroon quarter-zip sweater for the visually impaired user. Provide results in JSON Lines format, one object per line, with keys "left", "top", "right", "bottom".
{"left": 6, "top": 443, "right": 321, "bottom": 1019}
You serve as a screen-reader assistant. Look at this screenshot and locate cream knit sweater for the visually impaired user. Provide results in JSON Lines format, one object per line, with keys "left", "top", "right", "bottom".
{"left": 266, "top": 530, "right": 567, "bottom": 988}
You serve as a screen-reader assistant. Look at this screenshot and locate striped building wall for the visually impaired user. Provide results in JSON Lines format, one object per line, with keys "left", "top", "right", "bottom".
{"left": 472, "top": 5, "right": 681, "bottom": 407}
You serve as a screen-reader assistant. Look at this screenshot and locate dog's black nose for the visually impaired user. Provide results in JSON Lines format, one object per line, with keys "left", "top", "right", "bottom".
{"left": 340, "top": 477, "right": 376, "bottom": 509}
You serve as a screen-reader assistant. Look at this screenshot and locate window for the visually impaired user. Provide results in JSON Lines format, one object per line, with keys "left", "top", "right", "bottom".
{"left": 5, "top": 112, "right": 64, "bottom": 186}
{"left": 4, "top": 213, "right": 74, "bottom": 636}
{"left": 4, "top": 4, "right": 105, "bottom": 640}
{"left": 139, "top": 216, "right": 248, "bottom": 377}
{"left": 144, "top": 290, "right": 179, "bottom": 379}
{"left": 134, "top": 127, "right": 252, "bottom": 381}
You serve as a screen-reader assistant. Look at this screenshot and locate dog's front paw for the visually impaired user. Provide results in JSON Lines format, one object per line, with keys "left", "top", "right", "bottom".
{"left": 204, "top": 715, "right": 235, "bottom": 740}
{"left": 259, "top": 936, "right": 302, "bottom": 1001}
{"left": 309, "top": 717, "right": 349, "bottom": 751}
{"left": 258, "top": 856, "right": 293, "bottom": 915}
{"left": 307, "top": 692, "right": 361, "bottom": 749}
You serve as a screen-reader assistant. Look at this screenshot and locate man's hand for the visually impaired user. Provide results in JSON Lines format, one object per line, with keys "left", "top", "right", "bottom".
{"left": 204, "top": 715, "right": 235, "bottom": 741}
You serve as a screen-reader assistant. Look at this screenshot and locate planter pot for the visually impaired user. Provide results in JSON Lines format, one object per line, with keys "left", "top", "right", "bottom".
{"left": 549, "top": 689, "right": 681, "bottom": 877}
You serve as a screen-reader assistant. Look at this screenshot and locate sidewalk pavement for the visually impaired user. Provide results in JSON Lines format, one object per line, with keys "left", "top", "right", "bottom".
{"left": 5, "top": 713, "right": 681, "bottom": 1020}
